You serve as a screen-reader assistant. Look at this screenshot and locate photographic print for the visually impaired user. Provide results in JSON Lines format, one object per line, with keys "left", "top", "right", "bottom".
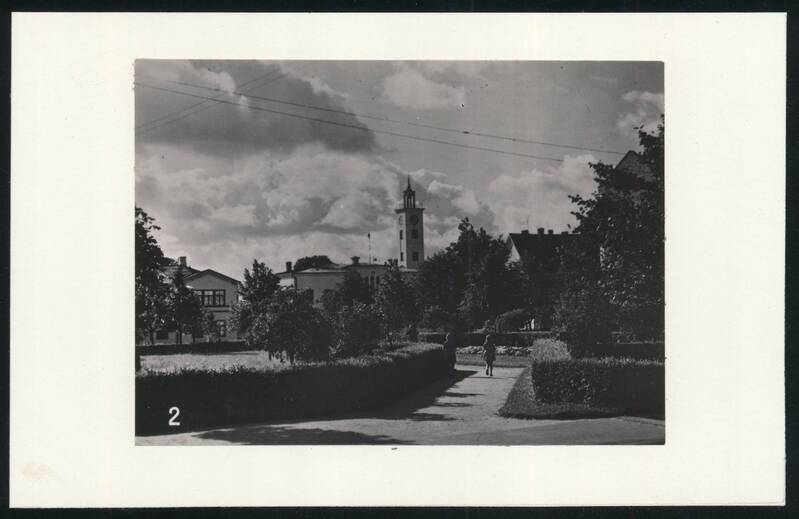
{"left": 134, "top": 60, "right": 665, "bottom": 446}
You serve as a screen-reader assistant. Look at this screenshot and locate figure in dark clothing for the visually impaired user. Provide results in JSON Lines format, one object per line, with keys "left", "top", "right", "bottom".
{"left": 443, "top": 332, "right": 457, "bottom": 374}
{"left": 407, "top": 322, "right": 418, "bottom": 342}
{"left": 483, "top": 334, "right": 496, "bottom": 377}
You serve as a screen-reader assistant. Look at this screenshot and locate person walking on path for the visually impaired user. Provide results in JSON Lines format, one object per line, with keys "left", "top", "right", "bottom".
{"left": 443, "top": 332, "right": 457, "bottom": 374}
{"left": 482, "top": 333, "right": 496, "bottom": 377}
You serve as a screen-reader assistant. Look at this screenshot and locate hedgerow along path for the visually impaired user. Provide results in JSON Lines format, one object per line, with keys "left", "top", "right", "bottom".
{"left": 136, "top": 365, "right": 664, "bottom": 445}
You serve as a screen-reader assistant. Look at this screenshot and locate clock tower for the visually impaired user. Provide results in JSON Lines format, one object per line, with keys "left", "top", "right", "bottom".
{"left": 395, "top": 177, "right": 425, "bottom": 269}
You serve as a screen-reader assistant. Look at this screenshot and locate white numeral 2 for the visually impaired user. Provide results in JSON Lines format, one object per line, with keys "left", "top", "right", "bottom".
{"left": 168, "top": 406, "right": 181, "bottom": 427}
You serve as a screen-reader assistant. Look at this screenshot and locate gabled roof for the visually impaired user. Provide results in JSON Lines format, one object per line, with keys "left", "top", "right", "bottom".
{"left": 616, "top": 151, "right": 653, "bottom": 180}
{"left": 507, "top": 232, "right": 574, "bottom": 259}
{"left": 184, "top": 268, "right": 240, "bottom": 285}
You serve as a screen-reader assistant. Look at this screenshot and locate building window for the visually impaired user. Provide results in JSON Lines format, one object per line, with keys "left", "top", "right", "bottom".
{"left": 155, "top": 329, "right": 169, "bottom": 340}
{"left": 400, "top": 252, "right": 404, "bottom": 261}
{"left": 376, "top": 276, "right": 380, "bottom": 285}
{"left": 399, "top": 229, "right": 403, "bottom": 240}
{"left": 411, "top": 229, "right": 418, "bottom": 239}
{"left": 412, "top": 252, "right": 419, "bottom": 261}
{"left": 194, "top": 289, "right": 226, "bottom": 307}
{"left": 216, "top": 320, "right": 227, "bottom": 338}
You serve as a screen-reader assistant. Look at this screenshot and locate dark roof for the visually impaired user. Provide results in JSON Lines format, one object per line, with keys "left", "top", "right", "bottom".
{"left": 507, "top": 231, "right": 574, "bottom": 259}
{"left": 616, "top": 151, "right": 653, "bottom": 180}
{"left": 184, "top": 268, "right": 240, "bottom": 285}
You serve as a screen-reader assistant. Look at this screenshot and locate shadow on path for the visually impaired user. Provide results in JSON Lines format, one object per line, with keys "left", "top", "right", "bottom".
{"left": 196, "top": 425, "right": 411, "bottom": 445}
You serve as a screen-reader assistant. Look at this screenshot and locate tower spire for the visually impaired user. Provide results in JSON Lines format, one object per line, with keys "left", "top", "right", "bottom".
{"left": 407, "top": 175, "right": 411, "bottom": 190}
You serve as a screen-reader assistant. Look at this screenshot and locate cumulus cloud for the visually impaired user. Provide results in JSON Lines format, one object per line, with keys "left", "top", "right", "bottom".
{"left": 136, "top": 143, "right": 498, "bottom": 277}
{"left": 617, "top": 90, "right": 664, "bottom": 141}
{"left": 488, "top": 154, "right": 597, "bottom": 232}
{"left": 382, "top": 64, "right": 467, "bottom": 110}
{"left": 135, "top": 60, "right": 377, "bottom": 157}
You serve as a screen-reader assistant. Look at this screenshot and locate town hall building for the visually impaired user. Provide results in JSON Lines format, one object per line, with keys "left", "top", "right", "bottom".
{"left": 279, "top": 178, "right": 424, "bottom": 305}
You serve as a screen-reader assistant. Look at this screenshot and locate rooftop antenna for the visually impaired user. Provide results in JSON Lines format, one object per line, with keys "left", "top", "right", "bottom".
{"left": 526, "top": 216, "right": 530, "bottom": 232}
{"left": 368, "top": 232, "right": 372, "bottom": 264}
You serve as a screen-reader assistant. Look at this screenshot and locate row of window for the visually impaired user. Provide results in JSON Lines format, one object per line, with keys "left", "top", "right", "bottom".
{"left": 193, "top": 289, "right": 227, "bottom": 307}
{"left": 399, "top": 229, "right": 419, "bottom": 240}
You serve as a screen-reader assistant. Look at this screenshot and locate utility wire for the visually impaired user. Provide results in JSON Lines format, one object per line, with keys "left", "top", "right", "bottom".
{"left": 135, "top": 67, "right": 285, "bottom": 134}
{"left": 134, "top": 81, "right": 567, "bottom": 163}
{"left": 140, "top": 75, "right": 624, "bottom": 156}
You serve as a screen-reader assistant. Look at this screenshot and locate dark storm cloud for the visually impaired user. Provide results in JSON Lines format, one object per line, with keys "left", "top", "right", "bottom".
{"left": 135, "top": 60, "right": 378, "bottom": 157}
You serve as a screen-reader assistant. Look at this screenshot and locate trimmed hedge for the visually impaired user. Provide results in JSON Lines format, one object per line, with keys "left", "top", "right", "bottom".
{"left": 585, "top": 342, "right": 664, "bottom": 361}
{"left": 530, "top": 357, "right": 664, "bottom": 414}
{"left": 137, "top": 341, "right": 252, "bottom": 356}
{"left": 419, "top": 331, "right": 556, "bottom": 347}
{"left": 136, "top": 343, "right": 446, "bottom": 435}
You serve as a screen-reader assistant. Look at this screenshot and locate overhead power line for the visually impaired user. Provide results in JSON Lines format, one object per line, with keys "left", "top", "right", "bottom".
{"left": 141, "top": 75, "right": 624, "bottom": 156}
{"left": 134, "top": 81, "right": 567, "bottom": 163}
{"left": 135, "top": 67, "right": 286, "bottom": 134}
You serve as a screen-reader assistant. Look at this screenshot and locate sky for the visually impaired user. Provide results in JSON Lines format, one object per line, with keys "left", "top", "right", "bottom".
{"left": 135, "top": 60, "right": 663, "bottom": 279}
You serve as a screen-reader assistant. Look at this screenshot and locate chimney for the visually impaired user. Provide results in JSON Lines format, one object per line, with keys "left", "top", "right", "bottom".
{"left": 521, "top": 229, "right": 529, "bottom": 235}
{"left": 537, "top": 227, "right": 544, "bottom": 235}
{"left": 178, "top": 256, "right": 187, "bottom": 268}
{"left": 548, "top": 229, "right": 554, "bottom": 235}
{"left": 285, "top": 261, "right": 292, "bottom": 273}
{"left": 351, "top": 256, "right": 360, "bottom": 266}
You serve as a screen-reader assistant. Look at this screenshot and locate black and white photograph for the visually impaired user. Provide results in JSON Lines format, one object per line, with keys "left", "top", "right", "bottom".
{"left": 10, "top": 11, "right": 786, "bottom": 507}
{"left": 134, "top": 60, "right": 665, "bottom": 445}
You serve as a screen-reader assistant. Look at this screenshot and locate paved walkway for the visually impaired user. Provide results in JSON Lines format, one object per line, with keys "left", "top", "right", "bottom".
{"left": 137, "top": 365, "right": 665, "bottom": 445}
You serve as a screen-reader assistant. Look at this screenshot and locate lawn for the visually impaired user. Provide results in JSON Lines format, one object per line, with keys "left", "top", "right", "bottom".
{"left": 140, "top": 350, "right": 290, "bottom": 374}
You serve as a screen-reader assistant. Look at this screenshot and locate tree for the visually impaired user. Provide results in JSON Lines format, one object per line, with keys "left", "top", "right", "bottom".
{"left": 293, "top": 255, "right": 334, "bottom": 272}
{"left": 247, "top": 289, "right": 332, "bottom": 363}
{"left": 375, "top": 261, "right": 417, "bottom": 344}
{"left": 232, "top": 259, "right": 281, "bottom": 339}
{"left": 319, "top": 269, "right": 374, "bottom": 324}
{"left": 555, "top": 118, "right": 664, "bottom": 349}
{"left": 168, "top": 271, "right": 204, "bottom": 344}
{"left": 199, "top": 310, "right": 220, "bottom": 344}
{"left": 337, "top": 269, "right": 374, "bottom": 306}
{"left": 135, "top": 207, "right": 170, "bottom": 345}
{"left": 333, "top": 303, "right": 383, "bottom": 358}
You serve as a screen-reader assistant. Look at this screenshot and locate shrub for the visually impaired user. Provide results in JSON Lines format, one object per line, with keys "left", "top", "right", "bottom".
{"left": 136, "top": 343, "right": 447, "bottom": 435}
{"left": 530, "top": 357, "right": 664, "bottom": 414}
{"left": 494, "top": 308, "right": 530, "bottom": 333}
{"left": 529, "top": 338, "right": 571, "bottom": 362}
{"left": 419, "top": 306, "right": 451, "bottom": 330}
{"left": 333, "top": 303, "right": 383, "bottom": 358}
{"left": 419, "top": 331, "right": 556, "bottom": 347}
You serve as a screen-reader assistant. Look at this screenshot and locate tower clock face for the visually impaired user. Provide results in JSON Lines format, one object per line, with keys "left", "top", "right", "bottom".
{"left": 410, "top": 215, "right": 419, "bottom": 225}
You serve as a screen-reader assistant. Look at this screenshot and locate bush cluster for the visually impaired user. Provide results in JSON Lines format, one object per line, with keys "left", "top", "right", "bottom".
{"left": 530, "top": 357, "right": 664, "bottom": 414}
{"left": 419, "top": 331, "right": 556, "bottom": 347}
{"left": 494, "top": 308, "right": 530, "bottom": 333}
{"left": 136, "top": 343, "right": 446, "bottom": 435}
